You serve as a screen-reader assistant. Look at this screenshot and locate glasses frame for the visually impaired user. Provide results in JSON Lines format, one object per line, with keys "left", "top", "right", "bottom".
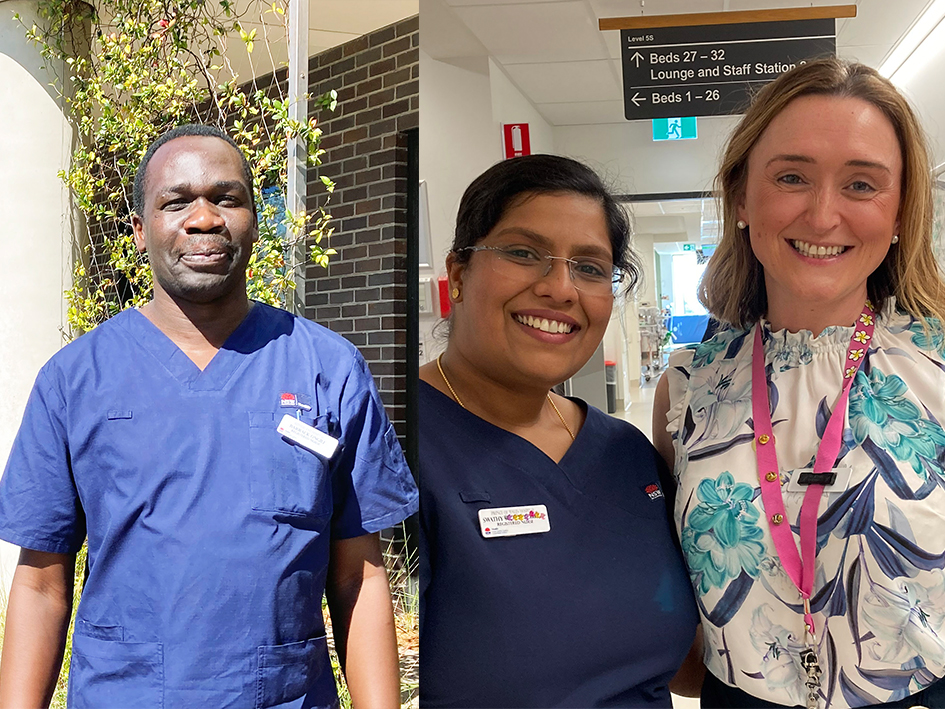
{"left": 455, "top": 244, "right": 623, "bottom": 295}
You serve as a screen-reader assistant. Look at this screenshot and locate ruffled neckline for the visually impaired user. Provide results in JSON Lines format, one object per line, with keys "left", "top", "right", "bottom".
{"left": 761, "top": 318, "right": 857, "bottom": 355}
{"left": 759, "top": 299, "right": 907, "bottom": 366}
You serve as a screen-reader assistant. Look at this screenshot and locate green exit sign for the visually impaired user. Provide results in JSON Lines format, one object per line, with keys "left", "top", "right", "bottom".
{"left": 652, "top": 117, "right": 698, "bottom": 141}
{"left": 682, "top": 243, "right": 695, "bottom": 251}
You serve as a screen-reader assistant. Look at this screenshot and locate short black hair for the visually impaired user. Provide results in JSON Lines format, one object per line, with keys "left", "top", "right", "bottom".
{"left": 133, "top": 124, "right": 256, "bottom": 218}
{"left": 451, "top": 154, "right": 640, "bottom": 293}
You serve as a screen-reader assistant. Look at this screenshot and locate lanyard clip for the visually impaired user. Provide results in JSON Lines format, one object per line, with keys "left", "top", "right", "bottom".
{"left": 803, "top": 597, "right": 816, "bottom": 640}
{"left": 800, "top": 598, "right": 822, "bottom": 709}
{"left": 800, "top": 646, "right": 822, "bottom": 709}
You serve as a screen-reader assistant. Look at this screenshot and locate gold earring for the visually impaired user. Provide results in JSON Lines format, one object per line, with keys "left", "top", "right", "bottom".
{"left": 451, "top": 287, "right": 460, "bottom": 299}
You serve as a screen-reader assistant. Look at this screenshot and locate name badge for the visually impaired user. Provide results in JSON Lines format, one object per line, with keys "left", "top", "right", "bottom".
{"left": 785, "top": 467, "right": 852, "bottom": 494}
{"left": 478, "top": 505, "right": 551, "bottom": 538}
{"left": 277, "top": 414, "right": 339, "bottom": 460}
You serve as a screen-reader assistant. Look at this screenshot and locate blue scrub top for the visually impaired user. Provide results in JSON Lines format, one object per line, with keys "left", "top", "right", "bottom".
{"left": 419, "top": 380, "right": 698, "bottom": 708}
{"left": 0, "top": 303, "right": 418, "bottom": 709}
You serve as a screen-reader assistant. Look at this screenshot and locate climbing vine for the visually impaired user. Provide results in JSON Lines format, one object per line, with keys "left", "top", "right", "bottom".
{"left": 19, "top": 0, "right": 336, "bottom": 335}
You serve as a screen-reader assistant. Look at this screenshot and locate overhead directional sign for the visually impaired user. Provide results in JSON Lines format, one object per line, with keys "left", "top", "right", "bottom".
{"left": 621, "top": 18, "right": 836, "bottom": 121}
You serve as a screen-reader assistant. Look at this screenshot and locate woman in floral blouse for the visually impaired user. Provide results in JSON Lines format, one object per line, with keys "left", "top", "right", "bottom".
{"left": 653, "top": 57, "right": 945, "bottom": 709}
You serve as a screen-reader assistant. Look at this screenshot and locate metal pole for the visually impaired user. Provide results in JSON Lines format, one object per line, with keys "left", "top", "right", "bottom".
{"left": 287, "top": 0, "right": 309, "bottom": 315}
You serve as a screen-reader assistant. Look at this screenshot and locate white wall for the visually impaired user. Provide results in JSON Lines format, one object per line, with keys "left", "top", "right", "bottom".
{"left": 489, "top": 58, "right": 554, "bottom": 155}
{"left": 418, "top": 49, "right": 555, "bottom": 361}
{"left": 419, "top": 50, "right": 497, "bottom": 358}
{"left": 554, "top": 114, "right": 739, "bottom": 196}
{"left": 602, "top": 297, "right": 639, "bottom": 410}
{"left": 0, "top": 0, "right": 79, "bottom": 596}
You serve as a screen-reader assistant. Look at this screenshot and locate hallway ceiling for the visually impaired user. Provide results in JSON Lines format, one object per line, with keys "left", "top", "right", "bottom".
{"left": 424, "top": 0, "right": 930, "bottom": 126}
{"left": 422, "top": 0, "right": 937, "bottom": 250}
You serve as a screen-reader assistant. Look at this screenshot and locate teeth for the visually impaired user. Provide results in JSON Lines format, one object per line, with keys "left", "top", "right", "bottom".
{"left": 515, "top": 314, "right": 574, "bottom": 334}
{"left": 792, "top": 240, "right": 847, "bottom": 259}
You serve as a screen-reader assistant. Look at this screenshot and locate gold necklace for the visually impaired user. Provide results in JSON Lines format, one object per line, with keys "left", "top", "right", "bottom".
{"left": 436, "top": 353, "right": 575, "bottom": 441}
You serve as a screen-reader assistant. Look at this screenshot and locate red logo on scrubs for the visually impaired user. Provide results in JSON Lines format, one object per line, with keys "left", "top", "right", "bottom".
{"left": 280, "top": 393, "right": 298, "bottom": 407}
{"left": 644, "top": 484, "right": 663, "bottom": 501}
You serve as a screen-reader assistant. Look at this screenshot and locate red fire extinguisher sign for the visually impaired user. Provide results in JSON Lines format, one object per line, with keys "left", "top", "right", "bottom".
{"left": 502, "top": 123, "right": 530, "bottom": 159}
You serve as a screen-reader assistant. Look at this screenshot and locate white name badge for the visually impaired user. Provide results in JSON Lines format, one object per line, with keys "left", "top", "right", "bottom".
{"left": 785, "top": 467, "right": 853, "bottom": 494}
{"left": 277, "top": 414, "right": 340, "bottom": 460}
{"left": 478, "top": 505, "right": 551, "bottom": 539}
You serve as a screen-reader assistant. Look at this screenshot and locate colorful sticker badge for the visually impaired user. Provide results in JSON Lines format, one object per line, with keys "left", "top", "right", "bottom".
{"left": 478, "top": 505, "right": 551, "bottom": 538}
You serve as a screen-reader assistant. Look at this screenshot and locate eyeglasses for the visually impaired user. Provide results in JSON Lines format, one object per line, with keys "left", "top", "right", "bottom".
{"left": 457, "top": 243, "right": 621, "bottom": 296}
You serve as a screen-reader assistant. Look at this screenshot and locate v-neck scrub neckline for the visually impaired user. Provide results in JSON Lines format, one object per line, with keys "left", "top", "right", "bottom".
{"left": 118, "top": 304, "right": 264, "bottom": 390}
{"left": 0, "top": 303, "right": 418, "bottom": 708}
{"left": 421, "top": 380, "right": 586, "bottom": 475}
{"left": 419, "top": 380, "right": 698, "bottom": 708}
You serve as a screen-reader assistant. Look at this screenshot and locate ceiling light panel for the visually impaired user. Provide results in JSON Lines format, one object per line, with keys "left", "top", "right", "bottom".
{"left": 880, "top": 0, "right": 945, "bottom": 78}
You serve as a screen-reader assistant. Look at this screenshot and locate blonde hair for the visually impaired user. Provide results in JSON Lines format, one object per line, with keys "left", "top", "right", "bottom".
{"left": 700, "top": 56, "right": 945, "bottom": 327}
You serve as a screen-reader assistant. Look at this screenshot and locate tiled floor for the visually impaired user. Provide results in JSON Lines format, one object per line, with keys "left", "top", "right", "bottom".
{"left": 610, "top": 374, "right": 701, "bottom": 709}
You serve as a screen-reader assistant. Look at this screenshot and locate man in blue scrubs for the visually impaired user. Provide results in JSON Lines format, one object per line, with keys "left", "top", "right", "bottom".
{"left": 0, "top": 124, "right": 418, "bottom": 708}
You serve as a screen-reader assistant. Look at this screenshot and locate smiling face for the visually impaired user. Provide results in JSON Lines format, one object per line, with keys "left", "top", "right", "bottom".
{"left": 447, "top": 191, "right": 614, "bottom": 390}
{"left": 132, "top": 135, "right": 257, "bottom": 306}
{"left": 737, "top": 94, "right": 903, "bottom": 329}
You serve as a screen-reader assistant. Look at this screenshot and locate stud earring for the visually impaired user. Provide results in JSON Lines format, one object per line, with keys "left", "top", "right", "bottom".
{"left": 451, "top": 287, "right": 460, "bottom": 299}
{"left": 891, "top": 234, "right": 900, "bottom": 244}
{"left": 736, "top": 220, "right": 748, "bottom": 230}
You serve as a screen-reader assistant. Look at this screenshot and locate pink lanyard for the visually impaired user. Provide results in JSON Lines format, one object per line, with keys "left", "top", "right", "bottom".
{"left": 750, "top": 303, "right": 875, "bottom": 707}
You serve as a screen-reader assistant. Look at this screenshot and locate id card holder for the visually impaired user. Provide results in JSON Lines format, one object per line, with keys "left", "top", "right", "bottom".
{"left": 478, "top": 505, "right": 551, "bottom": 538}
{"left": 277, "top": 414, "right": 340, "bottom": 460}
{"left": 786, "top": 467, "right": 852, "bottom": 494}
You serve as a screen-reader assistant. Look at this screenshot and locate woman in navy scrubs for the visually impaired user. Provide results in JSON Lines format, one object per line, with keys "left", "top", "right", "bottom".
{"left": 419, "top": 155, "right": 699, "bottom": 708}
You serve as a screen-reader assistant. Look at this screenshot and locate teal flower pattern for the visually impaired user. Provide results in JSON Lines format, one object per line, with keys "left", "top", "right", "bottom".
{"left": 690, "top": 327, "right": 742, "bottom": 368}
{"left": 682, "top": 471, "right": 766, "bottom": 594}
{"left": 908, "top": 319, "right": 945, "bottom": 356}
{"left": 771, "top": 341, "right": 813, "bottom": 372}
{"left": 666, "top": 307, "right": 945, "bottom": 707}
{"left": 850, "top": 367, "right": 945, "bottom": 480}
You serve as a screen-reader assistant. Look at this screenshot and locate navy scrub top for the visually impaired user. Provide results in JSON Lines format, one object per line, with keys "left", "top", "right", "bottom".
{"left": 419, "top": 380, "right": 698, "bottom": 708}
{"left": 0, "top": 303, "right": 418, "bottom": 709}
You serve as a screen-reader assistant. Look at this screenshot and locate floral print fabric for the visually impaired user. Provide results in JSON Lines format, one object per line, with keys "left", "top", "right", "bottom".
{"left": 666, "top": 306, "right": 945, "bottom": 707}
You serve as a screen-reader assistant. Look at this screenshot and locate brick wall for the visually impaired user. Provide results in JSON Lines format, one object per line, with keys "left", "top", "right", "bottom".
{"left": 305, "top": 16, "right": 418, "bottom": 439}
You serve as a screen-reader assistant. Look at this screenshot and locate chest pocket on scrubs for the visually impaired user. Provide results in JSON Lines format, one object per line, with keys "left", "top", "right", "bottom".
{"left": 249, "top": 411, "right": 333, "bottom": 519}
{"left": 68, "top": 628, "right": 164, "bottom": 709}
